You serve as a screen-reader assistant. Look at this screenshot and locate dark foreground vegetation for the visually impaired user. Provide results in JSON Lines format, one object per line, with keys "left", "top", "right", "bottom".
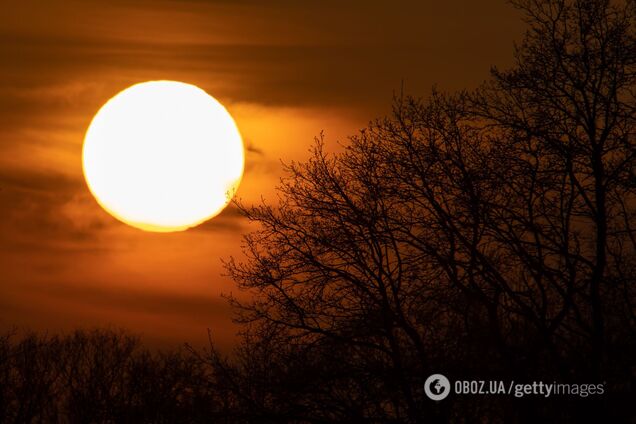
{"left": 3, "top": 0, "right": 635, "bottom": 422}
{"left": 0, "top": 329, "right": 214, "bottom": 423}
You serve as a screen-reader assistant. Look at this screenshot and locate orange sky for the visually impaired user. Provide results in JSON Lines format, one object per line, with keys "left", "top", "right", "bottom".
{"left": 0, "top": 0, "right": 524, "bottom": 349}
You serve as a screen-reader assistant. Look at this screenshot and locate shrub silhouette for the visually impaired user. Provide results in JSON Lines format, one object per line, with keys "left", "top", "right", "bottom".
{"left": 0, "top": 329, "right": 221, "bottom": 423}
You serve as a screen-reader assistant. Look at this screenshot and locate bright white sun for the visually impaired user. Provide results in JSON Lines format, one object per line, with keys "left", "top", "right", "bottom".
{"left": 82, "top": 80, "right": 244, "bottom": 232}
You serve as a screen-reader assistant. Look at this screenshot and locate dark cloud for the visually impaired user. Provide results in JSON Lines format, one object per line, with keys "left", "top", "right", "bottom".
{"left": 0, "top": 1, "right": 523, "bottom": 110}
{"left": 0, "top": 166, "right": 80, "bottom": 194}
{"left": 0, "top": 279, "right": 238, "bottom": 348}
{"left": 0, "top": 174, "right": 111, "bottom": 254}
{"left": 244, "top": 139, "right": 263, "bottom": 156}
{"left": 192, "top": 203, "right": 246, "bottom": 233}
{"left": 20, "top": 280, "right": 232, "bottom": 323}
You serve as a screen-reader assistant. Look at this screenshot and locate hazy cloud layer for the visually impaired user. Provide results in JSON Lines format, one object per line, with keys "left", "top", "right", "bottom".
{"left": 0, "top": 0, "right": 525, "bottom": 346}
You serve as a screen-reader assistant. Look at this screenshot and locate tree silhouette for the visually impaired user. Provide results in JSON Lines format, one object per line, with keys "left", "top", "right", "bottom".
{"left": 0, "top": 329, "right": 222, "bottom": 423}
{"left": 468, "top": 0, "right": 636, "bottom": 414}
{"left": 223, "top": 0, "right": 635, "bottom": 421}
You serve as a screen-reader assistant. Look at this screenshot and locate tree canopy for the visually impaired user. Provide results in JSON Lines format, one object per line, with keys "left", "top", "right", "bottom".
{"left": 222, "top": 0, "right": 636, "bottom": 421}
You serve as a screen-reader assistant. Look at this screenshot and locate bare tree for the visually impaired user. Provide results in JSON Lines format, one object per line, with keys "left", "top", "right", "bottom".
{"left": 471, "top": 0, "right": 636, "bottom": 378}
{"left": 0, "top": 329, "right": 221, "bottom": 423}
{"left": 223, "top": 1, "right": 635, "bottom": 422}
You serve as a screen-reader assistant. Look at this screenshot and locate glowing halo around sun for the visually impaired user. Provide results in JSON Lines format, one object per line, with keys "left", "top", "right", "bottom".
{"left": 82, "top": 81, "right": 244, "bottom": 232}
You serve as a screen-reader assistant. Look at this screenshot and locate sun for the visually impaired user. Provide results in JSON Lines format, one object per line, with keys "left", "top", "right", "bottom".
{"left": 82, "top": 81, "right": 244, "bottom": 232}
